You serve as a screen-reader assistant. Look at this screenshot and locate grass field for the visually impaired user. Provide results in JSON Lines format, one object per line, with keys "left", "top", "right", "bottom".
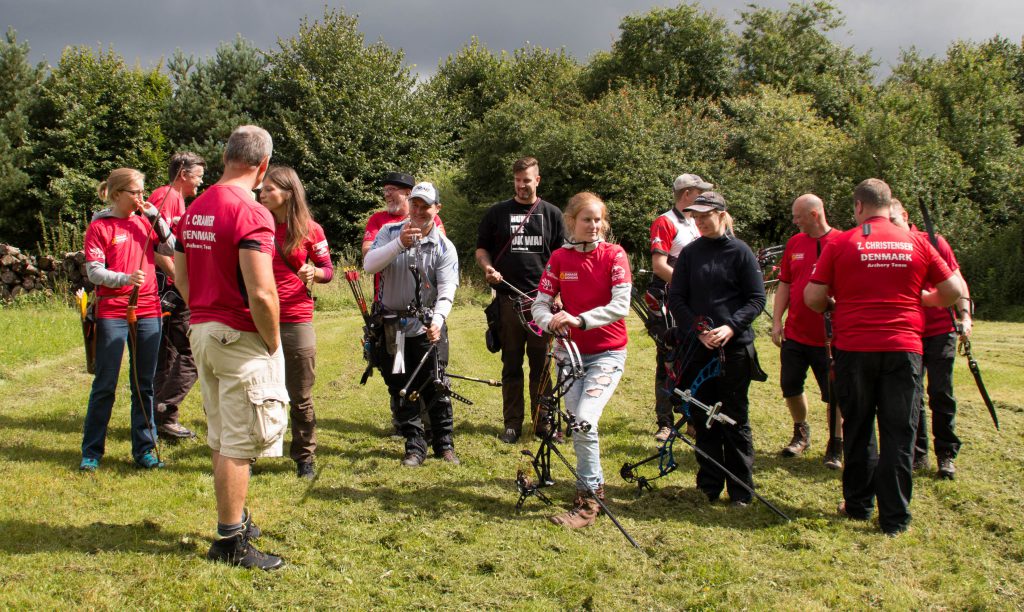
{"left": 0, "top": 282, "right": 1022, "bottom": 610}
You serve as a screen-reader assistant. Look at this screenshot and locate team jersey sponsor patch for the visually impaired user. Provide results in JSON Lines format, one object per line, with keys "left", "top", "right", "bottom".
{"left": 313, "top": 239, "right": 329, "bottom": 257}
{"left": 559, "top": 271, "right": 578, "bottom": 281}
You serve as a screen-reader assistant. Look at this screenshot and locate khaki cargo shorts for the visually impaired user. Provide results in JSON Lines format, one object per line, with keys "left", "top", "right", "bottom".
{"left": 189, "top": 321, "right": 289, "bottom": 459}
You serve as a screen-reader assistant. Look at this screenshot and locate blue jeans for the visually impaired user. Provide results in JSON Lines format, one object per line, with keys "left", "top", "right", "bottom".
{"left": 81, "top": 316, "right": 162, "bottom": 462}
{"left": 557, "top": 348, "right": 626, "bottom": 490}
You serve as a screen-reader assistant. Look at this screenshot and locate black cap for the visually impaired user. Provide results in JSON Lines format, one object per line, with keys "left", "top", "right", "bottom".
{"left": 381, "top": 172, "right": 414, "bottom": 189}
{"left": 684, "top": 191, "right": 727, "bottom": 213}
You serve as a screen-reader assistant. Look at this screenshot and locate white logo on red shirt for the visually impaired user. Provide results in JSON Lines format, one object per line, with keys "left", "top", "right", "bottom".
{"left": 540, "top": 276, "right": 553, "bottom": 292}
{"left": 611, "top": 265, "right": 626, "bottom": 282}
{"left": 112, "top": 233, "right": 128, "bottom": 245}
{"left": 88, "top": 246, "right": 105, "bottom": 260}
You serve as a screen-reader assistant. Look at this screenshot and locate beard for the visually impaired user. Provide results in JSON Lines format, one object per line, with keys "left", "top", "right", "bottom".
{"left": 385, "top": 201, "right": 403, "bottom": 215}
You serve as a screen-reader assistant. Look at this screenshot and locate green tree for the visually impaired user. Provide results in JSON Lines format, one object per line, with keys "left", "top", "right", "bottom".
{"left": 0, "top": 28, "right": 44, "bottom": 242}
{"left": 892, "top": 40, "right": 1024, "bottom": 225}
{"left": 25, "top": 46, "right": 169, "bottom": 245}
{"left": 427, "top": 40, "right": 582, "bottom": 149}
{"left": 263, "top": 8, "right": 452, "bottom": 247}
{"left": 845, "top": 80, "right": 979, "bottom": 247}
{"left": 581, "top": 3, "right": 736, "bottom": 101}
{"left": 721, "top": 85, "right": 853, "bottom": 243}
{"left": 736, "top": 1, "right": 875, "bottom": 125}
{"left": 162, "top": 36, "right": 269, "bottom": 180}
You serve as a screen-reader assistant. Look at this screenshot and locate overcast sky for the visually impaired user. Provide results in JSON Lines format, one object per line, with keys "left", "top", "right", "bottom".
{"left": 4, "top": 0, "right": 1023, "bottom": 79}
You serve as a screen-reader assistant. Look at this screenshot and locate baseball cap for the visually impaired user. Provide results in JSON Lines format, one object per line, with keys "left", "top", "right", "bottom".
{"left": 381, "top": 172, "right": 415, "bottom": 189}
{"left": 684, "top": 191, "right": 727, "bottom": 213}
{"left": 673, "top": 173, "right": 713, "bottom": 192}
{"left": 409, "top": 182, "right": 439, "bottom": 206}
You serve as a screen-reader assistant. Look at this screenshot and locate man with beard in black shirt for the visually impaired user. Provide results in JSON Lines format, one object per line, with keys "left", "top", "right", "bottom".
{"left": 475, "top": 157, "right": 567, "bottom": 443}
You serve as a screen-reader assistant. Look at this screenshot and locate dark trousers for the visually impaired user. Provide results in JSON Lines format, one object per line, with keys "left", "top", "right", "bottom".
{"left": 377, "top": 328, "right": 454, "bottom": 458}
{"left": 281, "top": 322, "right": 318, "bottom": 463}
{"left": 682, "top": 343, "right": 755, "bottom": 503}
{"left": 498, "top": 295, "right": 552, "bottom": 433}
{"left": 654, "top": 345, "right": 675, "bottom": 428}
{"left": 153, "top": 307, "right": 197, "bottom": 426}
{"left": 835, "top": 349, "right": 922, "bottom": 533}
{"left": 82, "top": 317, "right": 161, "bottom": 461}
{"left": 915, "top": 333, "right": 961, "bottom": 459}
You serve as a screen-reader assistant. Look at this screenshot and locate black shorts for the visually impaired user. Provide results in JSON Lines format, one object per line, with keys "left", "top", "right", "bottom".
{"left": 780, "top": 339, "right": 829, "bottom": 402}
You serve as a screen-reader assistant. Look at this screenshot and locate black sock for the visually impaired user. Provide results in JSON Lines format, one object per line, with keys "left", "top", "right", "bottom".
{"left": 217, "top": 517, "right": 245, "bottom": 539}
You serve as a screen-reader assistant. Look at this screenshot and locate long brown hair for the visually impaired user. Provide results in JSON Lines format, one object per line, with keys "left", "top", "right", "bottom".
{"left": 263, "top": 165, "right": 312, "bottom": 253}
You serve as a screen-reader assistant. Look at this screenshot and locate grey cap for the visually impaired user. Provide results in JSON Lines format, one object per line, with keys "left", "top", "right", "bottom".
{"left": 684, "top": 191, "right": 727, "bottom": 213}
{"left": 673, "top": 173, "right": 713, "bottom": 192}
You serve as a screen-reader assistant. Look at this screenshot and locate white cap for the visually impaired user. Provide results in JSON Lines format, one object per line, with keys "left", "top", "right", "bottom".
{"left": 409, "top": 181, "right": 439, "bottom": 206}
{"left": 673, "top": 173, "right": 713, "bottom": 192}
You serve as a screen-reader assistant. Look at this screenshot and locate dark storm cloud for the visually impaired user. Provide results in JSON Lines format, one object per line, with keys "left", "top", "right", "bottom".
{"left": 3, "top": 0, "right": 1022, "bottom": 78}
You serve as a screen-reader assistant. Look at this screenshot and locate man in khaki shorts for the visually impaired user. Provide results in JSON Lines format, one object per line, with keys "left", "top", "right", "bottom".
{"left": 174, "top": 125, "right": 288, "bottom": 570}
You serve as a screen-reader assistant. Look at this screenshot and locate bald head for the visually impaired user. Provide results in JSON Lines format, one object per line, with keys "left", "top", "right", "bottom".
{"left": 791, "top": 193, "right": 830, "bottom": 237}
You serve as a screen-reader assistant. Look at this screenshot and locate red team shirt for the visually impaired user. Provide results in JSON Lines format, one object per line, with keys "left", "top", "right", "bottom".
{"left": 175, "top": 185, "right": 275, "bottom": 333}
{"left": 809, "top": 216, "right": 953, "bottom": 353}
{"left": 363, "top": 210, "right": 444, "bottom": 243}
{"left": 84, "top": 215, "right": 161, "bottom": 319}
{"left": 537, "top": 242, "right": 632, "bottom": 354}
{"left": 916, "top": 230, "right": 960, "bottom": 338}
{"left": 778, "top": 229, "right": 839, "bottom": 346}
{"left": 147, "top": 185, "right": 186, "bottom": 287}
{"left": 147, "top": 185, "right": 186, "bottom": 228}
{"left": 273, "top": 220, "right": 333, "bottom": 324}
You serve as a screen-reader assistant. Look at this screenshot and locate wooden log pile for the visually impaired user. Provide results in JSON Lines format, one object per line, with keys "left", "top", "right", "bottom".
{"left": 0, "top": 243, "right": 92, "bottom": 301}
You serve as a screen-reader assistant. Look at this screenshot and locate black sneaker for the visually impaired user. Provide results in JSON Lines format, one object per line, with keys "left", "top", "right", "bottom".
{"left": 499, "top": 428, "right": 520, "bottom": 444}
{"left": 206, "top": 533, "right": 283, "bottom": 570}
{"left": 296, "top": 461, "right": 315, "bottom": 480}
{"left": 938, "top": 455, "right": 956, "bottom": 480}
{"left": 242, "top": 509, "right": 261, "bottom": 540}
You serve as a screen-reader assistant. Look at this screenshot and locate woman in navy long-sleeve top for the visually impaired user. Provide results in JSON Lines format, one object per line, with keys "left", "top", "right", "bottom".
{"left": 668, "top": 191, "right": 766, "bottom": 506}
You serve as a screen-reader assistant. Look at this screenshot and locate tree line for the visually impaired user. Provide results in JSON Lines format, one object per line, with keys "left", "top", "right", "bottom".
{"left": 0, "top": 2, "right": 1021, "bottom": 318}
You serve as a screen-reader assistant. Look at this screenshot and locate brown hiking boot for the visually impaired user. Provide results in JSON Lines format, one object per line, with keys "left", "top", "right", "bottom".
{"left": 548, "top": 485, "right": 603, "bottom": 529}
{"left": 823, "top": 437, "right": 843, "bottom": 470}
{"left": 781, "top": 422, "right": 810, "bottom": 457}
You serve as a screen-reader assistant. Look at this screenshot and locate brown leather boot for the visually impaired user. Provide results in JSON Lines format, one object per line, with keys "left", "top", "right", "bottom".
{"left": 781, "top": 422, "right": 810, "bottom": 457}
{"left": 548, "top": 485, "right": 603, "bottom": 529}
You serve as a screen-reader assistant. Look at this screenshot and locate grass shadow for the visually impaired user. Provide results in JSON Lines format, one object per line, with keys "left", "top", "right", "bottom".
{"left": 0, "top": 519, "right": 197, "bottom": 556}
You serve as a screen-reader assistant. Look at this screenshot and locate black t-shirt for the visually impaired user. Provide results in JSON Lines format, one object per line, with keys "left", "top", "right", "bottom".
{"left": 667, "top": 234, "right": 766, "bottom": 347}
{"left": 476, "top": 197, "right": 566, "bottom": 296}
